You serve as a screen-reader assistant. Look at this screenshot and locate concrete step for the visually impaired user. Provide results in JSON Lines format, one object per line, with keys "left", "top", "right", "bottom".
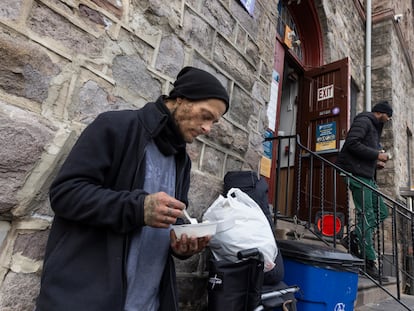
{"left": 355, "top": 275, "right": 397, "bottom": 307}
{"left": 355, "top": 293, "right": 414, "bottom": 311}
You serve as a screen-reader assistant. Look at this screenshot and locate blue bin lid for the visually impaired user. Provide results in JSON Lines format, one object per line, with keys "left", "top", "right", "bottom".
{"left": 277, "top": 239, "right": 364, "bottom": 272}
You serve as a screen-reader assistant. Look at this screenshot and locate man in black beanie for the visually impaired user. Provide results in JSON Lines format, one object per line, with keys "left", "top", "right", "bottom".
{"left": 35, "top": 66, "right": 229, "bottom": 311}
{"left": 169, "top": 66, "right": 229, "bottom": 113}
{"left": 336, "top": 100, "right": 392, "bottom": 280}
{"left": 372, "top": 100, "right": 393, "bottom": 118}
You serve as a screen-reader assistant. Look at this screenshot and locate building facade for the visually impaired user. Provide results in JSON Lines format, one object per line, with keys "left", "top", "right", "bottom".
{"left": 0, "top": 0, "right": 413, "bottom": 310}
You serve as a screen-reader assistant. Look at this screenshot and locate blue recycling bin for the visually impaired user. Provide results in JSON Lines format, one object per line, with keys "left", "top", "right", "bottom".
{"left": 277, "top": 240, "right": 364, "bottom": 311}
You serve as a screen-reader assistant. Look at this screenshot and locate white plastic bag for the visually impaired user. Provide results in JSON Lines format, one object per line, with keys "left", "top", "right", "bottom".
{"left": 203, "top": 188, "right": 277, "bottom": 272}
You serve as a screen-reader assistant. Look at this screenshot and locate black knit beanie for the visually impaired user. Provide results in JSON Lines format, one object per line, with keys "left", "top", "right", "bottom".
{"left": 168, "top": 66, "right": 230, "bottom": 113}
{"left": 372, "top": 101, "right": 393, "bottom": 117}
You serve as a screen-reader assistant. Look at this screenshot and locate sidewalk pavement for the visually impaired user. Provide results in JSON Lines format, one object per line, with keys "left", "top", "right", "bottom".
{"left": 356, "top": 294, "right": 414, "bottom": 311}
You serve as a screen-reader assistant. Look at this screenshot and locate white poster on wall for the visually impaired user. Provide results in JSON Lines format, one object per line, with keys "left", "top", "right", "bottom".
{"left": 267, "top": 70, "right": 279, "bottom": 131}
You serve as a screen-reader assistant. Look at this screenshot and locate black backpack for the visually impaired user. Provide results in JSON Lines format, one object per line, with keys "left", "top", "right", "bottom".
{"left": 223, "top": 171, "right": 274, "bottom": 230}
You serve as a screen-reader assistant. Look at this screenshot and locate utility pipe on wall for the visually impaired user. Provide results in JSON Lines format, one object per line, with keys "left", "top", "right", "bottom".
{"left": 365, "top": 0, "right": 372, "bottom": 111}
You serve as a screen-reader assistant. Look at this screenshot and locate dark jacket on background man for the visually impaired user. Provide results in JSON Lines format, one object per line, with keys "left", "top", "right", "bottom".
{"left": 35, "top": 96, "right": 191, "bottom": 311}
{"left": 336, "top": 112, "right": 383, "bottom": 178}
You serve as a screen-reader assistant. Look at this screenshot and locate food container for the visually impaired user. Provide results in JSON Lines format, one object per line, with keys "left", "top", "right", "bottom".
{"left": 172, "top": 222, "right": 218, "bottom": 238}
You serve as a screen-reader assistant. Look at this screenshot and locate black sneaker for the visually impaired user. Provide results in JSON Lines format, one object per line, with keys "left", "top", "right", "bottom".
{"left": 365, "top": 260, "right": 383, "bottom": 281}
{"left": 349, "top": 231, "right": 361, "bottom": 258}
{"left": 341, "top": 231, "right": 361, "bottom": 258}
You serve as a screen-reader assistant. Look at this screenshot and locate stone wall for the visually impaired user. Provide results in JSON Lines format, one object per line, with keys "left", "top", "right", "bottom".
{"left": 371, "top": 12, "right": 414, "bottom": 196}
{"left": 0, "top": 0, "right": 278, "bottom": 310}
{"left": 1, "top": 0, "right": 414, "bottom": 310}
{"left": 315, "top": 0, "right": 367, "bottom": 112}
{"left": 374, "top": 0, "right": 414, "bottom": 62}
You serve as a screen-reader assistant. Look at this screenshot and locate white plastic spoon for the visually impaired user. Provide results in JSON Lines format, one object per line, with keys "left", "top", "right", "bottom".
{"left": 183, "top": 209, "right": 198, "bottom": 224}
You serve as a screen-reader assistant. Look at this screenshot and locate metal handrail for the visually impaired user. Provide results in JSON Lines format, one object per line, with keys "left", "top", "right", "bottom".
{"left": 273, "top": 134, "right": 414, "bottom": 310}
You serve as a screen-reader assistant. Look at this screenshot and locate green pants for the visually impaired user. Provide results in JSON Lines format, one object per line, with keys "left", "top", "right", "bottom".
{"left": 348, "top": 176, "right": 388, "bottom": 260}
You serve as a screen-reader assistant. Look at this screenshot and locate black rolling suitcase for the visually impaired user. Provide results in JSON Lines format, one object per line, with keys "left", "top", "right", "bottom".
{"left": 207, "top": 249, "right": 264, "bottom": 311}
{"left": 207, "top": 249, "right": 298, "bottom": 311}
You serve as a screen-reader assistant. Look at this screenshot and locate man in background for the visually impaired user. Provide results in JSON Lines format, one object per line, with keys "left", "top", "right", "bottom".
{"left": 336, "top": 101, "right": 393, "bottom": 280}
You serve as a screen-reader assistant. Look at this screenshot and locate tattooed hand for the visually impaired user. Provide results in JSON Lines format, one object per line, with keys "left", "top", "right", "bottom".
{"left": 143, "top": 192, "right": 185, "bottom": 228}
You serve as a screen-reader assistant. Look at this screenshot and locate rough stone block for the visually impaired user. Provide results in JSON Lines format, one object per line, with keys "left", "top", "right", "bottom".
{"left": 200, "top": 0, "right": 236, "bottom": 40}
{"left": 186, "top": 140, "right": 203, "bottom": 168}
{"left": 229, "top": 85, "right": 254, "bottom": 127}
{"left": 229, "top": 1, "right": 258, "bottom": 38}
{"left": 245, "top": 36, "right": 260, "bottom": 66}
{"left": 213, "top": 35, "right": 255, "bottom": 90}
{"left": 188, "top": 171, "right": 223, "bottom": 219}
{"left": 206, "top": 119, "right": 249, "bottom": 156}
{"left": 0, "top": 272, "right": 40, "bottom": 311}
{"left": 13, "top": 230, "right": 49, "bottom": 261}
{"left": 138, "top": 0, "right": 181, "bottom": 29}
{"left": 0, "top": 29, "right": 60, "bottom": 103}
{"left": 155, "top": 35, "right": 185, "bottom": 76}
{"left": 71, "top": 79, "right": 134, "bottom": 124}
{"left": 112, "top": 55, "right": 162, "bottom": 101}
{"left": 28, "top": 2, "right": 105, "bottom": 56}
{"left": 0, "top": 104, "right": 54, "bottom": 213}
{"left": 225, "top": 156, "right": 244, "bottom": 173}
{"left": 0, "top": 0, "right": 24, "bottom": 20}
{"left": 201, "top": 145, "right": 225, "bottom": 177}
{"left": 90, "top": 0, "right": 123, "bottom": 18}
{"left": 180, "top": 9, "right": 214, "bottom": 56}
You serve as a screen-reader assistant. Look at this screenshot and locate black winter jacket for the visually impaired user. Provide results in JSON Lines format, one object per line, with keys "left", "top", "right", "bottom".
{"left": 336, "top": 112, "right": 382, "bottom": 179}
{"left": 36, "top": 97, "right": 191, "bottom": 311}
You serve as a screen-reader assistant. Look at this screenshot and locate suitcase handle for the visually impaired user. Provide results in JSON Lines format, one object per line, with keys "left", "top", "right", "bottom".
{"left": 237, "top": 248, "right": 264, "bottom": 261}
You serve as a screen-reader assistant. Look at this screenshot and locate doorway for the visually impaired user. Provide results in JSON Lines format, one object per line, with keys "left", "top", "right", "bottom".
{"left": 268, "top": 1, "right": 351, "bottom": 226}
{"left": 274, "top": 61, "right": 299, "bottom": 217}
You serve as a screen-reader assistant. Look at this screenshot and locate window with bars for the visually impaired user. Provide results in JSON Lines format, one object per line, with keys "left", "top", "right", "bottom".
{"left": 277, "top": 1, "right": 303, "bottom": 61}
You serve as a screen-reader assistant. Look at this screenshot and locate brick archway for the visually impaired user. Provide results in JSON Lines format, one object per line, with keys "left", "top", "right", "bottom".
{"left": 286, "top": 0, "right": 324, "bottom": 68}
